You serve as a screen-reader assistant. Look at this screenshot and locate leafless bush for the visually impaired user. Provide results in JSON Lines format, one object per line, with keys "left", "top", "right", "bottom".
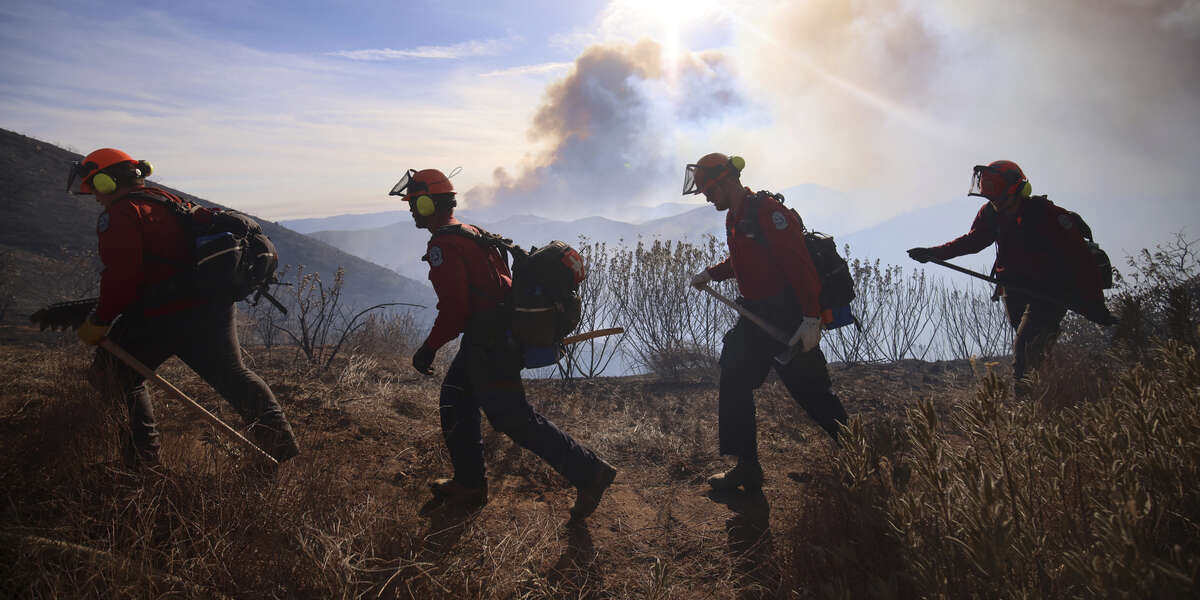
{"left": 1114, "top": 232, "right": 1200, "bottom": 348}
{"left": 821, "top": 255, "right": 880, "bottom": 364}
{"left": 272, "top": 265, "right": 398, "bottom": 373}
{"left": 876, "top": 265, "right": 941, "bottom": 361}
{"left": 938, "top": 279, "right": 1013, "bottom": 360}
{"left": 555, "top": 238, "right": 626, "bottom": 380}
{"left": 822, "top": 256, "right": 941, "bottom": 364}
{"left": 244, "top": 292, "right": 286, "bottom": 349}
{"left": 344, "top": 309, "right": 423, "bottom": 358}
{"left": 608, "top": 237, "right": 736, "bottom": 380}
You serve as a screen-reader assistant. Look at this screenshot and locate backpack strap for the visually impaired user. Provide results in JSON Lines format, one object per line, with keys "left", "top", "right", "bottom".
{"left": 120, "top": 188, "right": 197, "bottom": 269}
{"left": 432, "top": 223, "right": 528, "bottom": 265}
{"left": 430, "top": 223, "right": 525, "bottom": 305}
{"left": 739, "top": 190, "right": 801, "bottom": 248}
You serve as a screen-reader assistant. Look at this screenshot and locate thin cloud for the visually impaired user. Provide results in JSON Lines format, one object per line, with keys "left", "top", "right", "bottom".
{"left": 329, "top": 38, "right": 512, "bottom": 61}
{"left": 480, "top": 62, "right": 572, "bottom": 77}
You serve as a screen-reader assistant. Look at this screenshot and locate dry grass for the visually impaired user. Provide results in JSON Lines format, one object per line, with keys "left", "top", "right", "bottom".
{"left": 0, "top": 319, "right": 1197, "bottom": 598}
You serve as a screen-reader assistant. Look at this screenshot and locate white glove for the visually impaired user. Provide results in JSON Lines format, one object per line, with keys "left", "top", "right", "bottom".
{"left": 690, "top": 270, "right": 712, "bottom": 289}
{"left": 798, "top": 316, "right": 822, "bottom": 352}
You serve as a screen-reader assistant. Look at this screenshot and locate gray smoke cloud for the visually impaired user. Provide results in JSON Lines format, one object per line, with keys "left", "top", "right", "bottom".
{"left": 463, "top": 39, "right": 744, "bottom": 220}
{"left": 743, "top": 0, "right": 1200, "bottom": 211}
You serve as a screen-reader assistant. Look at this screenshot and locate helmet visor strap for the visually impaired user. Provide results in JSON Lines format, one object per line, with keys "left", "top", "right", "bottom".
{"left": 389, "top": 168, "right": 419, "bottom": 196}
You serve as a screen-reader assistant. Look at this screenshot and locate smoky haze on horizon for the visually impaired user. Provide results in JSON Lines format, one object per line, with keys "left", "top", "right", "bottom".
{"left": 460, "top": 0, "right": 1199, "bottom": 241}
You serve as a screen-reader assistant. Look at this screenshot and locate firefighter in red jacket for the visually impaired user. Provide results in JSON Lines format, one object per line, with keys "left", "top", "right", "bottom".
{"left": 391, "top": 168, "right": 615, "bottom": 520}
{"left": 907, "top": 160, "right": 1117, "bottom": 391}
{"left": 684, "top": 153, "right": 848, "bottom": 492}
{"left": 70, "top": 148, "right": 299, "bottom": 467}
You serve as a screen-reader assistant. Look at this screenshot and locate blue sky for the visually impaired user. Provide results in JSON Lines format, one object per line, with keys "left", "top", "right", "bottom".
{"left": 2, "top": 0, "right": 1197, "bottom": 258}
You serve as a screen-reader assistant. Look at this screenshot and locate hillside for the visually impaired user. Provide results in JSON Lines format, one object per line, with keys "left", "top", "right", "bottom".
{"left": 1, "top": 321, "right": 1195, "bottom": 598}
{"left": 0, "top": 128, "right": 435, "bottom": 321}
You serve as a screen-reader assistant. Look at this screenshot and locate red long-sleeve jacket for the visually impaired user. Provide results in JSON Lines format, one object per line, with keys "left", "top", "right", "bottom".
{"left": 421, "top": 218, "right": 513, "bottom": 351}
{"left": 706, "top": 189, "right": 823, "bottom": 318}
{"left": 96, "top": 187, "right": 198, "bottom": 321}
{"left": 929, "top": 196, "right": 1103, "bottom": 302}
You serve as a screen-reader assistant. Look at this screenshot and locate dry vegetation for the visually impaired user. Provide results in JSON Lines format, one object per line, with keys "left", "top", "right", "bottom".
{"left": 1, "top": 237, "right": 1197, "bottom": 598}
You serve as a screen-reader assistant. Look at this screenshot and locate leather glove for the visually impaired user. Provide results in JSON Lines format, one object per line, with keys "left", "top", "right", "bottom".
{"left": 798, "top": 316, "right": 822, "bottom": 352}
{"left": 907, "top": 247, "right": 935, "bottom": 264}
{"left": 412, "top": 344, "right": 437, "bottom": 376}
{"left": 690, "top": 270, "right": 712, "bottom": 289}
{"left": 77, "top": 314, "right": 111, "bottom": 346}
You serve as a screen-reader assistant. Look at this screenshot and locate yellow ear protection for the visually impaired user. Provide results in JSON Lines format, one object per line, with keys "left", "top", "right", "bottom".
{"left": 1002, "top": 169, "right": 1031, "bottom": 198}
{"left": 91, "top": 160, "right": 153, "bottom": 194}
{"left": 415, "top": 194, "right": 436, "bottom": 217}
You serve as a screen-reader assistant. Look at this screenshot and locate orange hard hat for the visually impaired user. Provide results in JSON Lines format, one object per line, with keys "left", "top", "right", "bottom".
{"left": 969, "top": 160, "right": 1030, "bottom": 201}
{"left": 389, "top": 168, "right": 455, "bottom": 202}
{"left": 68, "top": 148, "right": 139, "bottom": 194}
{"left": 683, "top": 153, "right": 745, "bottom": 195}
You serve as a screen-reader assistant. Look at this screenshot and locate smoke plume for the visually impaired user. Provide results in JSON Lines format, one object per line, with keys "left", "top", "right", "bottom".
{"left": 463, "top": 39, "right": 744, "bottom": 220}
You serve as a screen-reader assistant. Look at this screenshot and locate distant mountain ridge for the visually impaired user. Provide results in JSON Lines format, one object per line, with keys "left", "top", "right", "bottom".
{"left": 284, "top": 176, "right": 1183, "bottom": 287}
{"left": 0, "top": 128, "right": 435, "bottom": 322}
{"left": 289, "top": 184, "right": 868, "bottom": 281}
{"left": 303, "top": 206, "right": 728, "bottom": 281}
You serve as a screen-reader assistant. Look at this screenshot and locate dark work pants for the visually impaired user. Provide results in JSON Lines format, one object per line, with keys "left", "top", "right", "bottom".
{"left": 718, "top": 317, "right": 848, "bottom": 462}
{"left": 1004, "top": 291, "right": 1068, "bottom": 384}
{"left": 438, "top": 337, "right": 603, "bottom": 488}
{"left": 89, "top": 302, "right": 293, "bottom": 460}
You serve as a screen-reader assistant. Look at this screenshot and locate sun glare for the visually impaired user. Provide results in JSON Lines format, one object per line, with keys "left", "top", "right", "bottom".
{"left": 607, "top": 0, "right": 716, "bottom": 65}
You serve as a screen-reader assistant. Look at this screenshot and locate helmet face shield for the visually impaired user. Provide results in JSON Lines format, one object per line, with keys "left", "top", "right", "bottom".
{"left": 683, "top": 154, "right": 743, "bottom": 195}
{"left": 683, "top": 163, "right": 702, "bottom": 195}
{"left": 67, "top": 160, "right": 99, "bottom": 194}
{"left": 970, "top": 161, "right": 1028, "bottom": 200}
{"left": 683, "top": 163, "right": 728, "bottom": 195}
{"left": 389, "top": 168, "right": 419, "bottom": 197}
{"left": 969, "top": 165, "right": 1007, "bottom": 199}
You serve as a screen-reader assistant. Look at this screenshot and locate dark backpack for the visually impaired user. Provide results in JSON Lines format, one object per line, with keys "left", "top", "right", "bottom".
{"left": 986, "top": 196, "right": 1115, "bottom": 290}
{"left": 436, "top": 225, "right": 587, "bottom": 367}
{"left": 741, "top": 191, "right": 858, "bottom": 329}
{"left": 1061, "top": 211, "right": 1115, "bottom": 290}
{"left": 132, "top": 189, "right": 283, "bottom": 311}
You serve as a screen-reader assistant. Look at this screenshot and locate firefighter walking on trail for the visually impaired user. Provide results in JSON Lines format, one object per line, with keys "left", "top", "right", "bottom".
{"left": 684, "top": 153, "right": 849, "bottom": 492}
{"left": 70, "top": 148, "right": 299, "bottom": 468}
{"left": 392, "top": 168, "right": 616, "bottom": 520}
{"left": 907, "top": 160, "right": 1117, "bottom": 395}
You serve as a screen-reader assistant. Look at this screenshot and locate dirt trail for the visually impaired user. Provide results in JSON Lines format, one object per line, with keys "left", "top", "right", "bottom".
{"left": 266, "top": 358, "right": 979, "bottom": 598}
{"left": 0, "top": 337, "right": 983, "bottom": 598}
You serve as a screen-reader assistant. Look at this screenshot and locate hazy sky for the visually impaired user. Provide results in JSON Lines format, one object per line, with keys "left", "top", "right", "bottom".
{"left": 2, "top": 0, "right": 1197, "bottom": 249}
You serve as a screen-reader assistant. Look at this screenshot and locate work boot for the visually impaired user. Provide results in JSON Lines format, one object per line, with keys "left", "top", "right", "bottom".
{"left": 570, "top": 458, "right": 617, "bottom": 521}
{"left": 251, "top": 423, "right": 300, "bottom": 463}
{"left": 707, "top": 458, "right": 764, "bottom": 492}
{"left": 430, "top": 478, "right": 488, "bottom": 506}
